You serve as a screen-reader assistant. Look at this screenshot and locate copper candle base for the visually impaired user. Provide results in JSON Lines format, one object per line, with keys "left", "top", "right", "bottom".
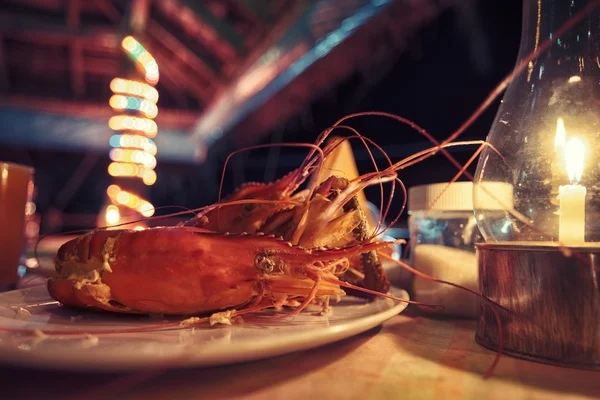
{"left": 475, "top": 242, "right": 600, "bottom": 369}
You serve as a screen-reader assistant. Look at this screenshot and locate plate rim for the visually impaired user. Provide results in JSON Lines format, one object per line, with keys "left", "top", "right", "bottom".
{"left": 0, "top": 286, "right": 409, "bottom": 371}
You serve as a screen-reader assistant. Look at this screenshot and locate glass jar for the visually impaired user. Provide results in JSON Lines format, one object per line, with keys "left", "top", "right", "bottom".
{"left": 473, "top": 0, "right": 600, "bottom": 245}
{"left": 407, "top": 182, "right": 513, "bottom": 318}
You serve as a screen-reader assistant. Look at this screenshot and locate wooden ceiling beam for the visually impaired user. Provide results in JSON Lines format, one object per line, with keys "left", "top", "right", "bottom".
{"left": 129, "top": 0, "right": 151, "bottom": 33}
{"left": 151, "top": 49, "right": 212, "bottom": 104}
{"left": 3, "top": 0, "right": 64, "bottom": 11}
{"left": 152, "top": 70, "right": 189, "bottom": 109}
{"left": 94, "top": 0, "right": 220, "bottom": 98}
{"left": 95, "top": 0, "right": 121, "bottom": 24}
{"left": 66, "top": 0, "right": 80, "bottom": 26}
{"left": 0, "top": 95, "right": 199, "bottom": 130}
{"left": 67, "top": 0, "right": 85, "bottom": 98}
{"left": 177, "top": 0, "right": 245, "bottom": 54}
{"left": 229, "top": 0, "right": 276, "bottom": 26}
{"left": 94, "top": 1, "right": 200, "bottom": 108}
{"left": 0, "top": 12, "right": 118, "bottom": 48}
{"left": 8, "top": 49, "right": 119, "bottom": 76}
{"left": 0, "top": 11, "right": 113, "bottom": 35}
{"left": 0, "top": 35, "right": 8, "bottom": 90}
{"left": 70, "top": 40, "right": 85, "bottom": 95}
{"left": 154, "top": 1, "right": 238, "bottom": 66}
{"left": 147, "top": 22, "right": 223, "bottom": 90}
{"left": 2, "top": 30, "right": 117, "bottom": 50}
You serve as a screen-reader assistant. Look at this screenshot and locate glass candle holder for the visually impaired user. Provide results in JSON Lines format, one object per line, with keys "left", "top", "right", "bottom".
{"left": 474, "top": 0, "right": 600, "bottom": 245}
{"left": 473, "top": 0, "right": 600, "bottom": 368}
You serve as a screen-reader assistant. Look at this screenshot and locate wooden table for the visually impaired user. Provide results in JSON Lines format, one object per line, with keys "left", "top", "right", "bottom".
{"left": 1, "top": 312, "right": 598, "bottom": 400}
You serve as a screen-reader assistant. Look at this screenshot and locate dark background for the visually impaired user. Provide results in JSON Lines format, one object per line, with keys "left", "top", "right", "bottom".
{"left": 0, "top": 0, "right": 523, "bottom": 233}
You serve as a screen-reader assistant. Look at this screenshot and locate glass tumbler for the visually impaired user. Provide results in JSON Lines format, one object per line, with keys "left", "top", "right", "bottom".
{"left": 0, "top": 162, "right": 34, "bottom": 289}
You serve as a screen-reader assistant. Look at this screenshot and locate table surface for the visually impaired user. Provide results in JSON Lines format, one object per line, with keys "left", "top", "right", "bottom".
{"left": 1, "top": 310, "right": 598, "bottom": 400}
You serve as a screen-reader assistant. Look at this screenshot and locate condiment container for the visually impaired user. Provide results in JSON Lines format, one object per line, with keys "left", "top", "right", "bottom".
{"left": 408, "top": 181, "right": 512, "bottom": 318}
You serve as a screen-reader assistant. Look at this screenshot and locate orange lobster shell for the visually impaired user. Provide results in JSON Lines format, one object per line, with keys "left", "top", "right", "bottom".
{"left": 48, "top": 226, "right": 389, "bottom": 316}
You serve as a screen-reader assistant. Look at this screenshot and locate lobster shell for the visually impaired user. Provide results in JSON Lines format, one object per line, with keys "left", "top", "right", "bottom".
{"left": 49, "top": 228, "right": 263, "bottom": 315}
{"left": 48, "top": 227, "right": 381, "bottom": 316}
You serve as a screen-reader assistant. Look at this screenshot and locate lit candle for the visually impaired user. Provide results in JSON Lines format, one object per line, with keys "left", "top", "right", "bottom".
{"left": 558, "top": 138, "right": 586, "bottom": 244}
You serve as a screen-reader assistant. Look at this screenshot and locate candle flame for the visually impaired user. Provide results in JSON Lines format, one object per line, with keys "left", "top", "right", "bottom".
{"left": 565, "top": 138, "right": 585, "bottom": 184}
{"left": 555, "top": 117, "right": 566, "bottom": 150}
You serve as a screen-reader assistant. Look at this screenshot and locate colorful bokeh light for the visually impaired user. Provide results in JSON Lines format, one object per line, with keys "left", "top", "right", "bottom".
{"left": 109, "top": 148, "right": 157, "bottom": 169}
{"left": 109, "top": 95, "right": 158, "bottom": 119}
{"left": 110, "top": 78, "right": 159, "bottom": 103}
{"left": 105, "top": 204, "right": 121, "bottom": 225}
{"left": 103, "top": 35, "right": 159, "bottom": 229}
{"left": 109, "top": 134, "right": 157, "bottom": 155}
{"left": 121, "top": 36, "right": 160, "bottom": 85}
{"left": 106, "top": 185, "right": 155, "bottom": 217}
{"left": 108, "top": 115, "right": 157, "bottom": 137}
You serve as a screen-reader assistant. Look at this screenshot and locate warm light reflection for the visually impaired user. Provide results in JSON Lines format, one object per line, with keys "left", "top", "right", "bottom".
{"left": 109, "top": 95, "right": 158, "bottom": 119}
{"left": 139, "top": 202, "right": 155, "bottom": 217}
{"left": 568, "top": 75, "right": 582, "bottom": 83}
{"left": 105, "top": 205, "right": 120, "bottom": 225}
{"left": 109, "top": 134, "right": 157, "bottom": 155}
{"left": 122, "top": 36, "right": 140, "bottom": 54}
{"left": 555, "top": 117, "right": 566, "bottom": 149}
{"left": 565, "top": 138, "right": 585, "bottom": 184}
{"left": 110, "top": 78, "right": 159, "bottom": 103}
{"left": 142, "top": 169, "right": 157, "bottom": 186}
{"left": 108, "top": 162, "right": 156, "bottom": 186}
{"left": 106, "top": 186, "right": 155, "bottom": 217}
{"left": 109, "top": 148, "right": 157, "bottom": 168}
{"left": 116, "top": 190, "right": 131, "bottom": 205}
{"left": 121, "top": 36, "right": 159, "bottom": 85}
{"left": 108, "top": 162, "right": 137, "bottom": 177}
{"left": 107, "top": 184, "right": 120, "bottom": 198}
{"left": 108, "top": 116, "right": 157, "bottom": 137}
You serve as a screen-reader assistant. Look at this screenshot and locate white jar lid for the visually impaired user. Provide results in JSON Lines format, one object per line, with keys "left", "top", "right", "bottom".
{"left": 408, "top": 181, "right": 513, "bottom": 212}
{"left": 473, "top": 181, "right": 514, "bottom": 211}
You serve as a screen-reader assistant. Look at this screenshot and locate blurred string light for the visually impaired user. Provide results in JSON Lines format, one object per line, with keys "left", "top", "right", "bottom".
{"left": 109, "top": 95, "right": 158, "bottom": 118}
{"left": 121, "top": 36, "right": 160, "bottom": 85}
{"left": 105, "top": 205, "right": 121, "bottom": 225}
{"left": 110, "top": 148, "right": 157, "bottom": 169}
{"left": 103, "top": 35, "right": 159, "bottom": 227}
{"left": 110, "top": 78, "right": 159, "bottom": 103}
{"left": 109, "top": 134, "right": 157, "bottom": 155}
{"left": 107, "top": 185, "right": 155, "bottom": 217}
{"left": 107, "top": 163, "right": 157, "bottom": 185}
{"left": 108, "top": 115, "right": 158, "bottom": 137}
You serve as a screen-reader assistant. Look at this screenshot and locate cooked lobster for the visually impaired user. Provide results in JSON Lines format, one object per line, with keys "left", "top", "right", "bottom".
{"left": 48, "top": 133, "right": 400, "bottom": 317}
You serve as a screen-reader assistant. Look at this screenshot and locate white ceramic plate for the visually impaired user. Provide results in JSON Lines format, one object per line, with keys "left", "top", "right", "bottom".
{"left": 0, "top": 286, "right": 409, "bottom": 371}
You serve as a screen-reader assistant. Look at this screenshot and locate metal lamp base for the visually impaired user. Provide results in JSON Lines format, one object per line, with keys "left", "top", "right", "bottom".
{"left": 475, "top": 243, "right": 600, "bottom": 369}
